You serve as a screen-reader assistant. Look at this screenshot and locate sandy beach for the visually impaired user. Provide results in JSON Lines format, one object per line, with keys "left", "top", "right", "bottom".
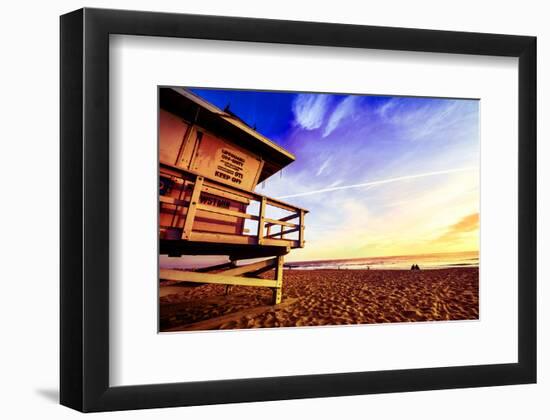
{"left": 160, "top": 267, "right": 478, "bottom": 331}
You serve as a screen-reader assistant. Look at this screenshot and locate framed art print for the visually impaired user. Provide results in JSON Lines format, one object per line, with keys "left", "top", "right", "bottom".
{"left": 60, "top": 8, "right": 536, "bottom": 412}
{"left": 157, "top": 87, "right": 480, "bottom": 332}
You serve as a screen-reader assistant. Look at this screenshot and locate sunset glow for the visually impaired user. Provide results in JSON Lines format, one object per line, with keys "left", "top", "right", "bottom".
{"left": 190, "top": 88, "right": 480, "bottom": 262}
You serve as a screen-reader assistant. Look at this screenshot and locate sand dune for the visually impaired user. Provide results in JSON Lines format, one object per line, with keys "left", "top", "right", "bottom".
{"left": 160, "top": 267, "right": 479, "bottom": 331}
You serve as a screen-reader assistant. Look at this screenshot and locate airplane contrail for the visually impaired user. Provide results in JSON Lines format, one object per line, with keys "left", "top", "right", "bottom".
{"left": 277, "top": 167, "right": 476, "bottom": 199}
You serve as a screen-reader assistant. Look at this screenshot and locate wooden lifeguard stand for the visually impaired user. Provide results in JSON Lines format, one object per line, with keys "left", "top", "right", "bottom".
{"left": 158, "top": 88, "right": 307, "bottom": 304}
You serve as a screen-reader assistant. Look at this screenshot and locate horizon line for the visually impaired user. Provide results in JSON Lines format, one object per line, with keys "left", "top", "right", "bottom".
{"left": 285, "top": 249, "right": 479, "bottom": 265}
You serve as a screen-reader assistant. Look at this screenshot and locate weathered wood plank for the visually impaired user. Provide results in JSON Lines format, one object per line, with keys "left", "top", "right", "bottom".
{"left": 188, "top": 231, "right": 256, "bottom": 245}
{"left": 196, "top": 204, "right": 258, "bottom": 220}
{"left": 264, "top": 213, "right": 299, "bottom": 227}
{"left": 262, "top": 238, "right": 298, "bottom": 247}
{"left": 263, "top": 217, "right": 297, "bottom": 228}
{"left": 184, "top": 231, "right": 297, "bottom": 248}
{"left": 265, "top": 227, "right": 299, "bottom": 239}
{"left": 220, "top": 258, "right": 276, "bottom": 276}
{"left": 160, "top": 269, "right": 278, "bottom": 288}
{"left": 201, "top": 184, "right": 250, "bottom": 204}
{"left": 159, "top": 195, "right": 189, "bottom": 206}
{"left": 195, "top": 262, "right": 235, "bottom": 273}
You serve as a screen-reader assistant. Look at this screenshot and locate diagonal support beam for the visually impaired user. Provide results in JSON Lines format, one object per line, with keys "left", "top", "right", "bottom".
{"left": 160, "top": 269, "right": 278, "bottom": 288}
{"left": 219, "top": 258, "right": 277, "bottom": 276}
{"left": 195, "top": 262, "right": 235, "bottom": 273}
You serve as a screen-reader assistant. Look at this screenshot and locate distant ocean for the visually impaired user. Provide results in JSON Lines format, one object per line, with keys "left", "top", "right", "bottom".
{"left": 285, "top": 251, "right": 479, "bottom": 270}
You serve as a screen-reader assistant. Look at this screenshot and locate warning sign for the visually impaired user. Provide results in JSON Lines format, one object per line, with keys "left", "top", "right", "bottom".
{"left": 192, "top": 132, "right": 262, "bottom": 191}
{"left": 214, "top": 149, "right": 246, "bottom": 185}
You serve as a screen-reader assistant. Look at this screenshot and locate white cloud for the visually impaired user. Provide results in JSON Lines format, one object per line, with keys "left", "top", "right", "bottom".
{"left": 316, "top": 157, "right": 332, "bottom": 176}
{"left": 276, "top": 166, "right": 475, "bottom": 199}
{"left": 292, "top": 94, "right": 330, "bottom": 130}
{"left": 376, "top": 98, "right": 472, "bottom": 141}
{"left": 377, "top": 98, "right": 397, "bottom": 118}
{"left": 323, "top": 96, "right": 360, "bottom": 137}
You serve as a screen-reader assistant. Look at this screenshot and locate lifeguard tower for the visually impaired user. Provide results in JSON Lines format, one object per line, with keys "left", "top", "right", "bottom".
{"left": 158, "top": 88, "right": 307, "bottom": 304}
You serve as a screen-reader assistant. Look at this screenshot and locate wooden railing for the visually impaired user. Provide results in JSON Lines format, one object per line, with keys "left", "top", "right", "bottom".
{"left": 159, "top": 162, "right": 307, "bottom": 249}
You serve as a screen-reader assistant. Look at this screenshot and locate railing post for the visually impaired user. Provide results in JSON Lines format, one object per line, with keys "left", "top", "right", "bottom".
{"left": 181, "top": 175, "right": 203, "bottom": 240}
{"left": 299, "top": 210, "right": 305, "bottom": 248}
{"left": 257, "top": 197, "right": 266, "bottom": 245}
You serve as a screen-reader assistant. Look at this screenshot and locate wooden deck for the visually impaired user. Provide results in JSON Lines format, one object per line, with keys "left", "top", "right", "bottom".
{"left": 159, "top": 162, "right": 307, "bottom": 257}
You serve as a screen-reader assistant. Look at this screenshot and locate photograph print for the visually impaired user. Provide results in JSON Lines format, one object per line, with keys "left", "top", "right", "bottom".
{"left": 158, "top": 87, "right": 479, "bottom": 332}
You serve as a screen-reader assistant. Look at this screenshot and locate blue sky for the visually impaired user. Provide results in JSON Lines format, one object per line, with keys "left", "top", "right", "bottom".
{"left": 190, "top": 88, "right": 480, "bottom": 261}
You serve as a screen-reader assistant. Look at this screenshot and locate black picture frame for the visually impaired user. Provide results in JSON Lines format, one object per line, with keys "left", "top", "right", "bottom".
{"left": 60, "top": 7, "right": 537, "bottom": 412}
